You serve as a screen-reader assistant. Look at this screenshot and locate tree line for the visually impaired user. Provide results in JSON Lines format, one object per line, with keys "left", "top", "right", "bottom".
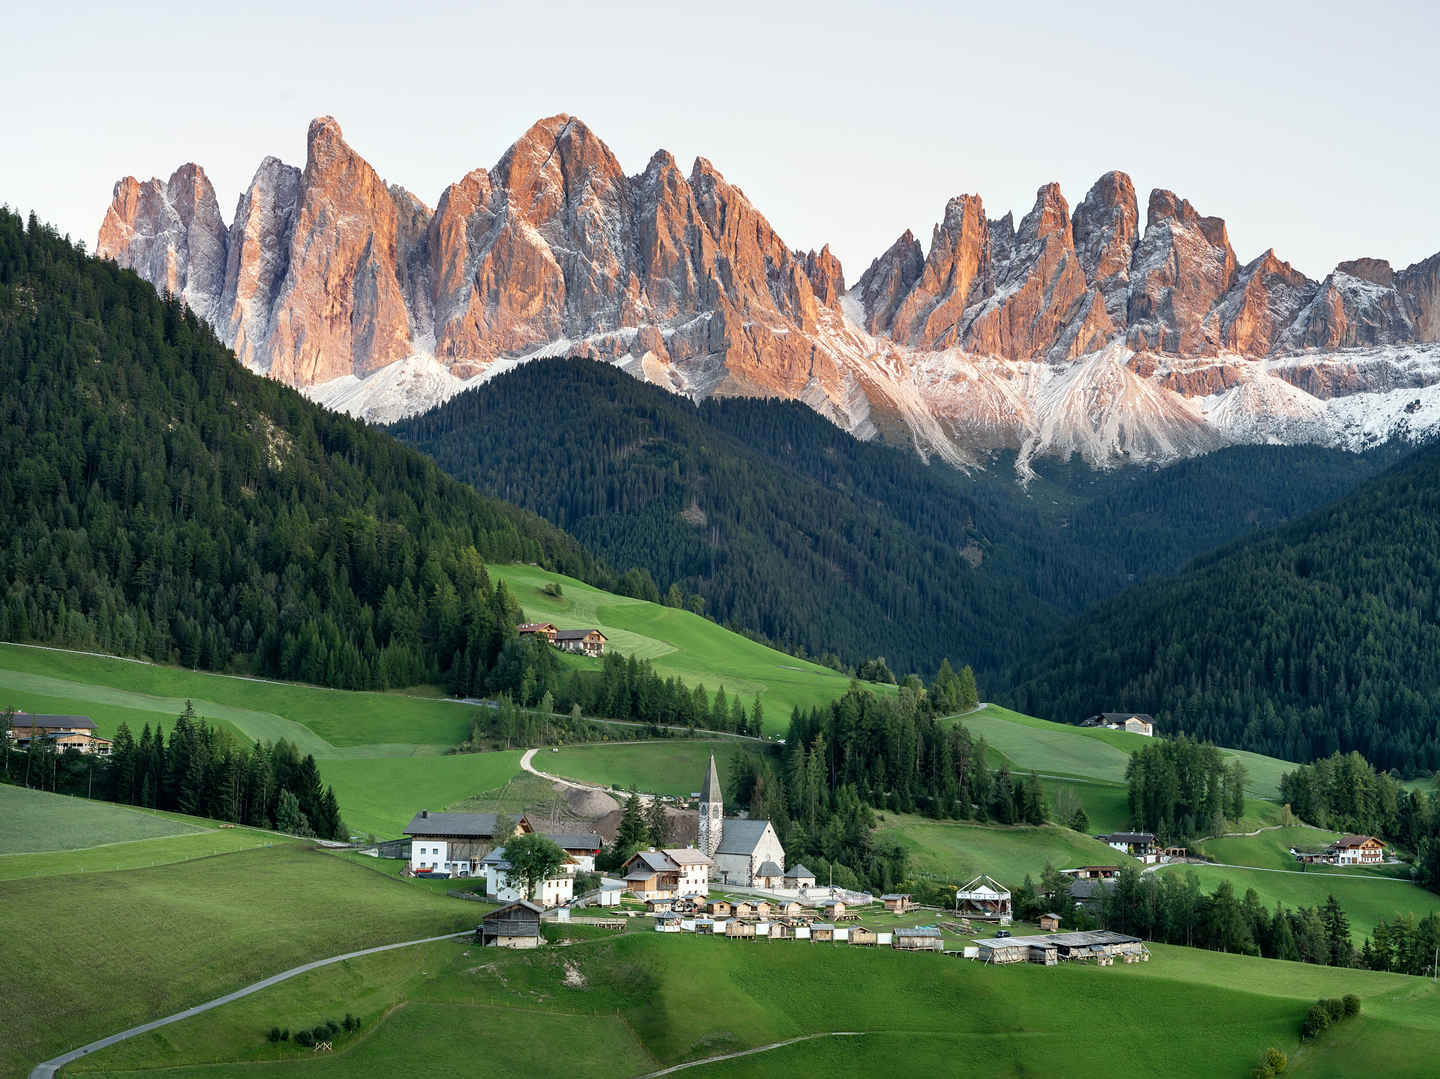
{"left": 1126, "top": 736, "right": 1248, "bottom": 841}
{"left": 2, "top": 703, "right": 346, "bottom": 839}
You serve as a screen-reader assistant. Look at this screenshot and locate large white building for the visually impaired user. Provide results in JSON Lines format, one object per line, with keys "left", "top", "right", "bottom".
{"left": 697, "top": 753, "right": 787, "bottom": 887}
{"left": 481, "top": 845, "right": 576, "bottom": 908}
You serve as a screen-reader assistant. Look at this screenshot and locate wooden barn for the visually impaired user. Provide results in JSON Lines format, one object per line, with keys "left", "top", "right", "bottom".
{"left": 881, "top": 893, "right": 913, "bottom": 913}
{"left": 893, "top": 925, "right": 943, "bottom": 952}
{"left": 776, "top": 900, "right": 803, "bottom": 918}
{"left": 977, "top": 930, "right": 1148, "bottom": 967}
{"left": 725, "top": 919, "right": 757, "bottom": 939}
{"left": 478, "top": 900, "right": 544, "bottom": 949}
{"left": 812, "top": 922, "right": 836, "bottom": 942}
{"left": 849, "top": 925, "right": 878, "bottom": 946}
{"left": 1038, "top": 913, "right": 1062, "bottom": 932}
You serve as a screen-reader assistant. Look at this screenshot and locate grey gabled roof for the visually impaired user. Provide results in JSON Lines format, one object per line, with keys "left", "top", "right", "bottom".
{"left": 553, "top": 628, "right": 605, "bottom": 641}
{"left": 404, "top": 812, "right": 503, "bottom": 838}
{"left": 715, "top": 818, "right": 772, "bottom": 855}
{"left": 755, "top": 860, "right": 783, "bottom": 877}
{"left": 700, "top": 753, "right": 721, "bottom": 803}
{"left": 896, "top": 925, "right": 941, "bottom": 937}
{"left": 13, "top": 713, "right": 96, "bottom": 730}
{"left": 1093, "top": 712, "right": 1154, "bottom": 723}
{"left": 542, "top": 832, "right": 603, "bottom": 852}
{"left": 1100, "top": 832, "right": 1155, "bottom": 844}
{"left": 784, "top": 863, "right": 815, "bottom": 879}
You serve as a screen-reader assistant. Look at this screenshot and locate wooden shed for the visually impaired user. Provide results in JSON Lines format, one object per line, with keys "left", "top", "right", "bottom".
{"left": 647, "top": 898, "right": 674, "bottom": 914}
{"left": 811, "top": 922, "right": 835, "bottom": 942}
{"left": 708, "top": 900, "right": 733, "bottom": 917}
{"left": 881, "top": 893, "right": 913, "bottom": 913}
{"left": 478, "top": 900, "right": 544, "bottom": 949}
{"left": 1038, "top": 913, "right": 1061, "bottom": 932}
{"left": 776, "top": 900, "right": 803, "bottom": 918}
{"left": 849, "top": 925, "right": 878, "bottom": 946}
{"left": 893, "top": 925, "right": 943, "bottom": 952}
{"left": 823, "top": 900, "right": 846, "bottom": 919}
{"left": 725, "top": 919, "right": 756, "bottom": 939}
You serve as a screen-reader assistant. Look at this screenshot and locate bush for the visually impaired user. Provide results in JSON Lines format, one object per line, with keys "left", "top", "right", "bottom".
{"left": 342, "top": 1013, "right": 356, "bottom": 1032}
{"left": 280, "top": 1029, "right": 289, "bottom": 1042}
{"left": 267, "top": 1027, "right": 283, "bottom": 1043}
{"left": 325, "top": 1019, "right": 340, "bottom": 1036}
{"left": 312, "top": 1025, "right": 329, "bottom": 1044}
{"left": 294, "top": 1030, "right": 314, "bottom": 1048}
{"left": 1263, "top": 1047, "right": 1287, "bottom": 1073}
{"left": 1323, "top": 997, "right": 1346, "bottom": 1022}
{"left": 1301, "top": 1003, "right": 1331, "bottom": 1040}
{"left": 1342, "top": 994, "right": 1361, "bottom": 1017}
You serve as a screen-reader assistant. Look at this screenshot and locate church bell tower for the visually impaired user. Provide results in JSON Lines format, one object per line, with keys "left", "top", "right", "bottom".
{"left": 698, "top": 753, "right": 722, "bottom": 858}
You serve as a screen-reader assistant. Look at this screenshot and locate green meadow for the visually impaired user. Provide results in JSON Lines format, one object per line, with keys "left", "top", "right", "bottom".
{"left": 492, "top": 564, "right": 884, "bottom": 728}
{"left": 61, "top": 929, "right": 1440, "bottom": 1079}
{"left": 0, "top": 783, "right": 204, "bottom": 853}
{"left": 877, "top": 812, "right": 1127, "bottom": 886}
{"left": 543, "top": 740, "right": 766, "bottom": 797}
{"left": 0, "top": 844, "right": 479, "bottom": 1079}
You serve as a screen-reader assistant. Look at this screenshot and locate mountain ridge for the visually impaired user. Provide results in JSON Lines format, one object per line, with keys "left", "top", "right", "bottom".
{"left": 99, "top": 115, "right": 1440, "bottom": 471}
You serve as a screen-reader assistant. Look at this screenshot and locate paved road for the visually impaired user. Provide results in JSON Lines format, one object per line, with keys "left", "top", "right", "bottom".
{"left": 28, "top": 931, "right": 471, "bottom": 1079}
{"left": 634, "top": 1032, "right": 865, "bottom": 1077}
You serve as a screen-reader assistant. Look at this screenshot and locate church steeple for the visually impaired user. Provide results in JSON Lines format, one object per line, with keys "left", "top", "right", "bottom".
{"left": 698, "top": 753, "right": 723, "bottom": 858}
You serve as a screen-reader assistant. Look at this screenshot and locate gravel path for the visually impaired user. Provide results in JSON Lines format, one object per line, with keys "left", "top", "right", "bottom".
{"left": 28, "top": 931, "right": 471, "bottom": 1079}
{"left": 520, "top": 748, "right": 658, "bottom": 805}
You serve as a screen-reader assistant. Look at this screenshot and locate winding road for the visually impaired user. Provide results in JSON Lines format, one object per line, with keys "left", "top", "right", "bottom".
{"left": 520, "top": 747, "right": 659, "bottom": 805}
{"left": 28, "top": 931, "right": 472, "bottom": 1079}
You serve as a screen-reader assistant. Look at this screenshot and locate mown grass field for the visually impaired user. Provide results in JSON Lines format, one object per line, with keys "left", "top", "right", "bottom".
{"left": 0, "top": 783, "right": 204, "bottom": 853}
{"left": 0, "top": 845, "right": 479, "bottom": 1079}
{"left": 321, "top": 750, "right": 525, "bottom": 838}
{"left": 543, "top": 740, "right": 767, "bottom": 797}
{"left": 1198, "top": 825, "right": 1342, "bottom": 869}
{"left": 493, "top": 564, "right": 886, "bottom": 728}
{"left": 877, "top": 812, "right": 1127, "bottom": 885}
{"left": 65, "top": 930, "right": 1440, "bottom": 1079}
{"left": 1157, "top": 862, "right": 1440, "bottom": 942}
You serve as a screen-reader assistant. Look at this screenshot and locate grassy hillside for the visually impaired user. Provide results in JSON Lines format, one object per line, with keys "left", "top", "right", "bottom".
{"left": 0, "top": 844, "right": 479, "bottom": 1079}
{"left": 878, "top": 813, "right": 1126, "bottom": 885}
{"left": 544, "top": 740, "right": 766, "bottom": 797}
{"left": 493, "top": 563, "right": 881, "bottom": 726}
{"left": 1197, "top": 826, "right": 1344, "bottom": 870}
{"left": 62, "top": 931, "right": 1440, "bottom": 1079}
{"left": 0, "top": 783, "right": 203, "bottom": 853}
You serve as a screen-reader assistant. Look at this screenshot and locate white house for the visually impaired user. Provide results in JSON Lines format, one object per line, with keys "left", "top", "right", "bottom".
{"left": 622, "top": 848, "right": 712, "bottom": 898}
{"left": 1085, "top": 712, "right": 1155, "bottom": 737}
{"left": 1329, "top": 835, "right": 1385, "bottom": 865}
{"left": 481, "top": 845, "right": 576, "bottom": 908}
{"left": 404, "top": 810, "right": 520, "bottom": 877}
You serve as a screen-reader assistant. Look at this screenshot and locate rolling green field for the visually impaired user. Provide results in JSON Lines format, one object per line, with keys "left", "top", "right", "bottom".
{"left": 0, "top": 844, "right": 480, "bottom": 1079}
{"left": 878, "top": 813, "right": 1128, "bottom": 885}
{"left": 493, "top": 564, "right": 884, "bottom": 728}
{"left": 0, "top": 783, "right": 204, "bottom": 853}
{"left": 543, "top": 740, "right": 766, "bottom": 797}
{"left": 62, "top": 930, "right": 1440, "bottom": 1079}
{"left": 1198, "top": 825, "right": 1342, "bottom": 870}
{"left": 321, "top": 750, "right": 526, "bottom": 838}
{"left": 1156, "top": 862, "right": 1440, "bottom": 942}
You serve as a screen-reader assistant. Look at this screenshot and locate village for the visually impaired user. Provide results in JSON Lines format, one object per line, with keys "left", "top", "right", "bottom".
{"left": 401, "top": 753, "right": 1154, "bottom": 967}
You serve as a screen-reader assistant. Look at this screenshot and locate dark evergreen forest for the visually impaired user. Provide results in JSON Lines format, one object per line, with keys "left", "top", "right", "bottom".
{"left": 1008, "top": 439, "right": 1440, "bottom": 769}
{"left": 392, "top": 359, "right": 1394, "bottom": 677}
{"left": 0, "top": 209, "right": 601, "bottom": 690}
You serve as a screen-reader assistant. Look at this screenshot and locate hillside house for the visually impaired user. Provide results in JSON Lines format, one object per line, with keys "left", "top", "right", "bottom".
{"left": 481, "top": 845, "right": 576, "bottom": 907}
{"left": 7, "top": 714, "right": 112, "bottom": 755}
{"left": 622, "top": 848, "right": 712, "bottom": 898}
{"left": 1068, "top": 878, "right": 1115, "bottom": 910}
{"left": 405, "top": 810, "right": 523, "bottom": 876}
{"left": 478, "top": 900, "right": 544, "bottom": 949}
{"left": 783, "top": 864, "right": 816, "bottom": 889}
{"left": 516, "top": 622, "right": 557, "bottom": 643}
{"left": 893, "top": 925, "right": 943, "bottom": 951}
{"left": 553, "top": 629, "right": 607, "bottom": 657}
{"left": 1098, "top": 832, "right": 1158, "bottom": 862}
{"left": 1329, "top": 835, "right": 1385, "bottom": 864}
{"left": 956, "top": 876, "right": 1013, "bottom": 924}
{"left": 881, "top": 893, "right": 913, "bottom": 913}
{"left": 1084, "top": 712, "right": 1155, "bottom": 736}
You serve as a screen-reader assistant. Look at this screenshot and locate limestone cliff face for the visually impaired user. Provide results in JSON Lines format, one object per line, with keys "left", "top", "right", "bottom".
{"left": 98, "top": 117, "right": 1440, "bottom": 467}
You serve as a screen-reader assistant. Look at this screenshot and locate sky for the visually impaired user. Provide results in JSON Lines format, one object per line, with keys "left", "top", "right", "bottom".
{"left": 4, "top": 0, "right": 1438, "bottom": 282}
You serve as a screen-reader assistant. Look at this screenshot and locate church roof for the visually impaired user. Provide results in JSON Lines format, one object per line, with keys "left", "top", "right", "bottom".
{"left": 700, "top": 753, "right": 721, "bottom": 803}
{"left": 715, "top": 818, "right": 773, "bottom": 856}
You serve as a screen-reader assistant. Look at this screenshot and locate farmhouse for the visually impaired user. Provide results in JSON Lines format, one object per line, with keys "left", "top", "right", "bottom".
{"left": 481, "top": 845, "right": 576, "bottom": 908}
{"left": 1084, "top": 712, "right": 1155, "bottom": 736}
{"left": 622, "top": 847, "right": 712, "bottom": 898}
{"left": 1098, "top": 832, "right": 1158, "bottom": 862}
{"left": 478, "top": 900, "right": 544, "bottom": 949}
{"left": 1067, "top": 877, "right": 1115, "bottom": 910}
{"left": 783, "top": 864, "right": 816, "bottom": 889}
{"left": 405, "top": 810, "right": 522, "bottom": 876}
{"left": 698, "top": 754, "right": 788, "bottom": 886}
{"left": 1328, "top": 835, "right": 1386, "bottom": 864}
{"left": 516, "top": 622, "right": 557, "bottom": 643}
{"left": 956, "top": 875, "right": 1013, "bottom": 924}
{"left": 893, "top": 925, "right": 943, "bottom": 951}
{"left": 7, "top": 714, "right": 112, "bottom": 755}
{"left": 553, "top": 629, "right": 607, "bottom": 657}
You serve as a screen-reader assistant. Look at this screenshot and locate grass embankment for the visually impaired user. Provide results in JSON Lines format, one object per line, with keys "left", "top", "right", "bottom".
{"left": 493, "top": 564, "right": 885, "bottom": 729}
{"left": 0, "top": 783, "right": 204, "bottom": 853}
{"left": 0, "top": 845, "right": 479, "bottom": 1079}
{"left": 66, "top": 931, "right": 1440, "bottom": 1079}
{"left": 543, "top": 740, "right": 767, "bottom": 797}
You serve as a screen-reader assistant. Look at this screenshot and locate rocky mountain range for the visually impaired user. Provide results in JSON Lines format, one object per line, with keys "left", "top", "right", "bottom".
{"left": 98, "top": 115, "right": 1440, "bottom": 472}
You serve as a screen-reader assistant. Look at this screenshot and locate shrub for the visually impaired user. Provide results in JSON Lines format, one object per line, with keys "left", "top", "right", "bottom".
{"left": 1263, "top": 1047, "right": 1287, "bottom": 1073}
{"left": 280, "top": 1029, "right": 289, "bottom": 1042}
{"left": 325, "top": 1018, "right": 340, "bottom": 1036}
{"left": 342, "top": 1013, "right": 356, "bottom": 1032}
{"left": 294, "top": 1030, "right": 314, "bottom": 1048}
{"left": 312, "top": 1025, "right": 329, "bottom": 1044}
{"left": 1301, "top": 1003, "right": 1331, "bottom": 1040}
{"left": 1324, "top": 997, "right": 1346, "bottom": 1022}
{"left": 267, "top": 1027, "right": 283, "bottom": 1043}
{"left": 1343, "top": 994, "right": 1361, "bottom": 1017}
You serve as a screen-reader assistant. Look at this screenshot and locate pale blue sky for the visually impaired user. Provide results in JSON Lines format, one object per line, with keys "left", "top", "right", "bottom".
{"left": 4, "top": 0, "right": 1437, "bottom": 281}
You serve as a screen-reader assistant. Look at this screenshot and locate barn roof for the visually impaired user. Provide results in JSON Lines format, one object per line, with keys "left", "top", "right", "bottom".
{"left": 405, "top": 811, "right": 504, "bottom": 838}
{"left": 542, "top": 832, "right": 604, "bottom": 852}
{"left": 12, "top": 713, "right": 96, "bottom": 730}
{"left": 1334, "top": 834, "right": 1381, "bottom": 848}
{"left": 553, "top": 628, "right": 605, "bottom": 641}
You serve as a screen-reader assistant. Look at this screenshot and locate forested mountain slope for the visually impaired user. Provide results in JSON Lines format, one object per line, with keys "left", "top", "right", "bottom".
{"left": 392, "top": 359, "right": 1396, "bottom": 676}
{"left": 1008, "top": 439, "right": 1440, "bottom": 770}
{"left": 0, "top": 209, "right": 597, "bottom": 689}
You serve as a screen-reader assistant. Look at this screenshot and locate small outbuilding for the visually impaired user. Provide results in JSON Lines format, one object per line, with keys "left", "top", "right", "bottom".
{"left": 725, "top": 919, "right": 757, "bottom": 939}
{"left": 708, "top": 899, "right": 733, "bottom": 918}
{"left": 478, "top": 900, "right": 544, "bottom": 949}
{"left": 823, "top": 900, "right": 846, "bottom": 919}
{"left": 783, "top": 864, "right": 817, "bottom": 889}
{"left": 753, "top": 860, "right": 785, "bottom": 889}
{"left": 893, "top": 925, "right": 943, "bottom": 952}
{"left": 881, "top": 893, "right": 913, "bottom": 913}
{"left": 849, "top": 926, "right": 878, "bottom": 946}
{"left": 1038, "top": 913, "right": 1062, "bottom": 932}
{"left": 812, "top": 922, "right": 836, "bottom": 942}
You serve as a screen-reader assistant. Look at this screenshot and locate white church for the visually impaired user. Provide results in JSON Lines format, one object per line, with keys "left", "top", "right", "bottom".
{"left": 698, "top": 753, "right": 787, "bottom": 887}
